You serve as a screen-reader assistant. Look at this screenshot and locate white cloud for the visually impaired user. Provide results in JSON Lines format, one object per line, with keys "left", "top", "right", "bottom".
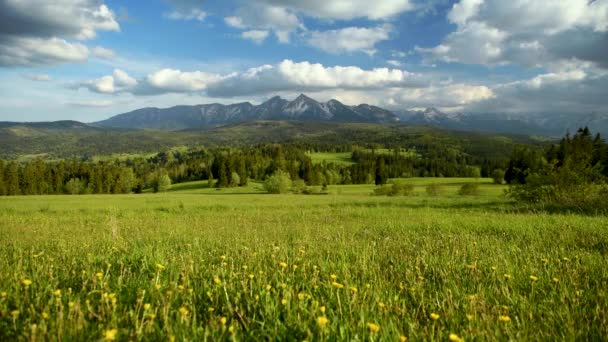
{"left": 418, "top": 0, "right": 608, "bottom": 68}
{"left": 256, "top": 0, "right": 414, "bottom": 20}
{"left": 206, "top": 59, "right": 423, "bottom": 97}
{"left": 241, "top": 30, "right": 270, "bottom": 44}
{"left": 386, "top": 60, "right": 403, "bottom": 67}
{"left": 142, "top": 68, "right": 224, "bottom": 93}
{"left": 225, "top": 5, "right": 302, "bottom": 43}
{"left": 92, "top": 46, "right": 116, "bottom": 59}
{"left": 306, "top": 25, "right": 392, "bottom": 55}
{"left": 165, "top": 9, "right": 207, "bottom": 21}
{"left": 465, "top": 68, "right": 608, "bottom": 114}
{"left": 76, "top": 69, "right": 137, "bottom": 94}
{"left": 21, "top": 73, "right": 52, "bottom": 82}
{"left": 0, "top": 0, "right": 119, "bottom": 67}
{"left": 386, "top": 83, "right": 495, "bottom": 110}
{"left": 0, "top": 36, "right": 89, "bottom": 67}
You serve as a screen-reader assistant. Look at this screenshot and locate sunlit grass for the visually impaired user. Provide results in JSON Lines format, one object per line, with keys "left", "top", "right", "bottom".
{"left": 0, "top": 180, "right": 607, "bottom": 340}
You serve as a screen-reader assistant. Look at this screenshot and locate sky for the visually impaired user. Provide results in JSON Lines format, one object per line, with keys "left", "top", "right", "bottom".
{"left": 0, "top": 0, "right": 607, "bottom": 122}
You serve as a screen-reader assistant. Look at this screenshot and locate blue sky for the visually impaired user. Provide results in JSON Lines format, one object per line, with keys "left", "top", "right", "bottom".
{"left": 0, "top": 0, "right": 607, "bottom": 122}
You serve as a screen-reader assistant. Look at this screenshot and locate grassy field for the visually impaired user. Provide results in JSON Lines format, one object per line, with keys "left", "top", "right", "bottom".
{"left": 1, "top": 178, "right": 607, "bottom": 341}
{"left": 306, "top": 149, "right": 417, "bottom": 165}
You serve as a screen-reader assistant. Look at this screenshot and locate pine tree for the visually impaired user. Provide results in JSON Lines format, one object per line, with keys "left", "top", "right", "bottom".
{"left": 5, "top": 162, "right": 20, "bottom": 195}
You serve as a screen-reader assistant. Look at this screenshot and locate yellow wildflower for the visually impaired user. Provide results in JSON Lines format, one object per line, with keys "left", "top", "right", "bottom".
{"left": 11, "top": 310, "right": 19, "bottom": 318}
{"left": 378, "top": 302, "right": 386, "bottom": 309}
{"left": 504, "top": 274, "right": 512, "bottom": 280}
{"left": 178, "top": 307, "right": 189, "bottom": 316}
{"left": 213, "top": 276, "right": 221, "bottom": 285}
{"left": 467, "top": 264, "right": 476, "bottom": 270}
{"left": 96, "top": 272, "right": 103, "bottom": 279}
{"left": 430, "top": 313, "right": 440, "bottom": 321}
{"left": 298, "top": 293, "right": 308, "bottom": 300}
{"left": 279, "top": 262, "right": 288, "bottom": 268}
{"left": 242, "top": 265, "right": 248, "bottom": 270}
{"left": 317, "top": 316, "right": 329, "bottom": 328}
{"left": 562, "top": 257, "right": 570, "bottom": 262}
{"left": 367, "top": 322, "right": 381, "bottom": 333}
{"left": 400, "top": 336, "right": 408, "bottom": 342}
{"left": 265, "top": 284, "right": 272, "bottom": 291}
{"left": 143, "top": 303, "right": 151, "bottom": 311}
{"left": 491, "top": 266, "right": 497, "bottom": 271}
{"left": 220, "top": 316, "right": 227, "bottom": 325}
{"left": 208, "top": 307, "right": 215, "bottom": 312}
{"left": 53, "top": 289, "right": 61, "bottom": 296}
{"left": 281, "top": 298, "right": 288, "bottom": 305}
{"left": 22, "top": 279, "right": 32, "bottom": 287}
{"left": 349, "top": 287, "right": 358, "bottom": 294}
{"left": 292, "top": 265, "right": 298, "bottom": 271}
{"left": 155, "top": 264, "right": 165, "bottom": 271}
{"left": 248, "top": 274, "right": 255, "bottom": 280}
{"left": 530, "top": 275, "right": 539, "bottom": 282}
{"left": 552, "top": 277, "right": 559, "bottom": 283}
{"left": 331, "top": 282, "right": 344, "bottom": 289}
{"left": 466, "top": 314, "right": 473, "bottom": 321}
{"left": 220, "top": 255, "right": 226, "bottom": 260}
{"left": 104, "top": 329, "right": 118, "bottom": 341}
{"left": 1, "top": 291, "right": 7, "bottom": 297}
{"left": 320, "top": 306, "right": 326, "bottom": 314}
{"left": 449, "top": 333, "right": 464, "bottom": 342}
{"left": 330, "top": 274, "right": 338, "bottom": 280}
{"left": 42, "top": 312, "right": 49, "bottom": 319}
{"left": 228, "top": 325, "right": 234, "bottom": 333}
{"left": 499, "top": 315, "right": 511, "bottom": 322}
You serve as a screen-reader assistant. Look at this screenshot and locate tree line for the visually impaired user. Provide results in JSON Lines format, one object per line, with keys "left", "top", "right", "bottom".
{"left": 0, "top": 143, "right": 509, "bottom": 196}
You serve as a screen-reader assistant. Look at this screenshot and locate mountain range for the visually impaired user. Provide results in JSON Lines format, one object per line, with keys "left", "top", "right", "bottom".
{"left": 92, "top": 94, "right": 607, "bottom": 137}
{"left": 94, "top": 94, "right": 400, "bottom": 130}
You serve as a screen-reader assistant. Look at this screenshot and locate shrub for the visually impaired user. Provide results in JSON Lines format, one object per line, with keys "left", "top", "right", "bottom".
{"left": 426, "top": 183, "right": 444, "bottom": 196}
{"left": 492, "top": 169, "right": 505, "bottom": 185}
{"left": 230, "top": 172, "right": 240, "bottom": 187}
{"left": 65, "top": 178, "right": 84, "bottom": 195}
{"left": 458, "top": 183, "right": 479, "bottom": 196}
{"left": 263, "top": 170, "right": 292, "bottom": 194}
{"left": 373, "top": 182, "right": 415, "bottom": 196}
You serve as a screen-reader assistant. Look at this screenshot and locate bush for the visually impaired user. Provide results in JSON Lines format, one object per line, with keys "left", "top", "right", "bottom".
{"left": 426, "top": 183, "right": 444, "bottom": 196}
{"left": 263, "top": 170, "right": 292, "bottom": 194}
{"left": 458, "top": 183, "right": 479, "bottom": 196}
{"left": 65, "top": 178, "right": 84, "bottom": 195}
{"left": 373, "top": 182, "right": 415, "bottom": 196}
{"left": 230, "top": 172, "right": 240, "bottom": 187}
{"left": 492, "top": 169, "right": 505, "bottom": 185}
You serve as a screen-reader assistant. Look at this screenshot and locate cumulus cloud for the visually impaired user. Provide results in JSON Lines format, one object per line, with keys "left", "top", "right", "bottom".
{"left": 76, "top": 69, "right": 137, "bottom": 94}
{"left": 256, "top": 0, "right": 414, "bottom": 20}
{"left": 225, "top": 5, "right": 302, "bottom": 43}
{"left": 241, "top": 30, "right": 270, "bottom": 44}
{"left": 418, "top": 0, "right": 608, "bottom": 68}
{"left": 306, "top": 25, "right": 392, "bottom": 55}
{"left": 466, "top": 68, "right": 608, "bottom": 115}
{"left": 206, "top": 59, "right": 423, "bottom": 97}
{"left": 0, "top": 0, "right": 119, "bottom": 67}
{"left": 0, "top": 36, "right": 89, "bottom": 67}
{"left": 385, "top": 83, "right": 495, "bottom": 111}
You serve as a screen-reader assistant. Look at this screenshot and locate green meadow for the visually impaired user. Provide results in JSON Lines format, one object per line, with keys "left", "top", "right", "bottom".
{"left": 1, "top": 178, "right": 607, "bottom": 341}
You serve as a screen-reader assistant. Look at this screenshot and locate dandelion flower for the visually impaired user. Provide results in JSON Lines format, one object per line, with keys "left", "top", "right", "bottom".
{"left": 42, "top": 312, "right": 49, "bottom": 319}
{"left": 467, "top": 264, "right": 476, "bottom": 270}
{"left": 298, "top": 293, "right": 308, "bottom": 301}
{"left": 208, "top": 307, "right": 215, "bottom": 312}
{"left": 499, "top": 315, "right": 511, "bottom": 322}
{"left": 331, "top": 282, "right": 344, "bottom": 289}
{"left": 281, "top": 298, "right": 287, "bottom": 305}
{"left": 220, "top": 316, "right": 227, "bottom": 325}
{"left": 242, "top": 265, "right": 248, "bottom": 270}
{"left": 466, "top": 314, "right": 473, "bottom": 321}
{"left": 317, "top": 316, "right": 329, "bottom": 328}
{"left": 320, "top": 306, "right": 326, "bottom": 314}
{"left": 449, "top": 333, "right": 464, "bottom": 342}
{"left": 378, "top": 302, "right": 386, "bottom": 309}
{"left": 400, "top": 336, "right": 408, "bottom": 342}
{"left": 467, "top": 294, "right": 476, "bottom": 300}
{"left": 11, "top": 310, "right": 19, "bottom": 318}
{"left": 530, "top": 275, "right": 539, "bottom": 282}
{"left": 562, "top": 257, "right": 570, "bottom": 262}
{"left": 22, "top": 279, "right": 32, "bottom": 287}
{"left": 53, "top": 289, "right": 61, "bottom": 296}
{"left": 279, "top": 262, "right": 288, "bottom": 268}
{"left": 491, "top": 266, "right": 497, "bottom": 271}
{"left": 504, "top": 274, "right": 512, "bottom": 280}
{"left": 155, "top": 264, "right": 165, "bottom": 271}
{"left": 228, "top": 325, "right": 234, "bottom": 333}
{"left": 178, "top": 307, "right": 189, "bottom": 316}
{"left": 330, "top": 274, "right": 338, "bottom": 280}
{"left": 265, "top": 284, "right": 272, "bottom": 291}
{"left": 213, "top": 276, "right": 221, "bottom": 285}
{"left": 104, "top": 329, "right": 118, "bottom": 341}
{"left": 552, "top": 277, "right": 559, "bottom": 283}
{"left": 542, "top": 258, "right": 549, "bottom": 264}
{"left": 143, "top": 303, "right": 151, "bottom": 311}
{"left": 430, "top": 313, "right": 440, "bottom": 321}
{"left": 96, "top": 272, "right": 103, "bottom": 279}
{"left": 1, "top": 291, "right": 7, "bottom": 298}
{"left": 367, "top": 322, "right": 380, "bottom": 333}
{"left": 349, "top": 287, "right": 358, "bottom": 294}
{"left": 248, "top": 274, "right": 254, "bottom": 280}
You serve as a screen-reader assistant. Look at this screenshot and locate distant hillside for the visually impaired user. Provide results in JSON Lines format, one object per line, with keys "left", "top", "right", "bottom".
{"left": 94, "top": 94, "right": 400, "bottom": 130}
{"left": 0, "top": 120, "right": 544, "bottom": 160}
{"left": 395, "top": 108, "right": 608, "bottom": 137}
